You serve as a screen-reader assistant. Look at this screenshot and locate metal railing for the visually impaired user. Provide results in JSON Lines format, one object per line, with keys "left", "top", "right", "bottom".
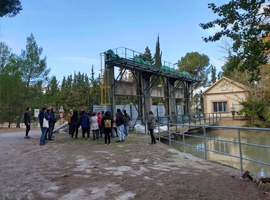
{"left": 157, "top": 113, "right": 222, "bottom": 125}
{"left": 156, "top": 122, "right": 270, "bottom": 177}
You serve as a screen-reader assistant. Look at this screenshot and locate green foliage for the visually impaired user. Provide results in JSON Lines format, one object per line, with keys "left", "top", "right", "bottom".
{"left": 200, "top": 0, "right": 270, "bottom": 81}
{"left": 44, "top": 76, "right": 60, "bottom": 108}
{"left": 89, "top": 74, "right": 101, "bottom": 105}
{"left": 239, "top": 98, "right": 270, "bottom": 127}
{"left": 221, "top": 54, "right": 242, "bottom": 78}
{"left": 0, "top": 42, "right": 12, "bottom": 73}
{"left": 0, "top": 34, "right": 50, "bottom": 126}
{"left": 177, "top": 52, "right": 210, "bottom": 87}
{"left": 58, "top": 72, "right": 95, "bottom": 112}
{"left": 14, "top": 34, "right": 50, "bottom": 125}
{"left": 0, "top": 69, "right": 24, "bottom": 124}
{"left": 20, "top": 34, "right": 50, "bottom": 87}
{"left": 0, "top": 35, "right": 98, "bottom": 125}
{"left": 210, "top": 65, "right": 217, "bottom": 84}
{"left": 221, "top": 53, "right": 254, "bottom": 85}
{"left": 0, "top": 0, "right": 22, "bottom": 17}
{"left": 154, "top": 36, "right": 162, "bottom": 68}
{"left": 139, "top": 46, "right": 154, "bottom": 65}
{"left": 0, "top": 43, "right": 24, "bottom": 124}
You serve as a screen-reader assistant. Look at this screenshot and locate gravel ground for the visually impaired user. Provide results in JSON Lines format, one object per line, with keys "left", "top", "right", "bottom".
{"left": 0, "top": 128, "right": 269, "bottom": 200}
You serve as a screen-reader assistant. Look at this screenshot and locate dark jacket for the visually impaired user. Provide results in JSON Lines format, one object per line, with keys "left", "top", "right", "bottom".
{"left": 24, "top": 111, "right": 31, "bottom": 125}
{"left": 49, "top": 111, "right": 56, "bottom": 127}
{"left": 38, "top": 110, "right": 50, "bottom": 128}
{"left": 115, "top": 111, "right": 124, "bottom": 126}
{"left": 147, "top": 114, "right": 156, "bottom": 130}
{"left": 123, "top": 113, "right": 131, "bottom": 125}
{"left": 71, "top": 115, "right": 80, "bottom": 128}
{"left": 80, "top": 114, "right": 90, "bottom": 128}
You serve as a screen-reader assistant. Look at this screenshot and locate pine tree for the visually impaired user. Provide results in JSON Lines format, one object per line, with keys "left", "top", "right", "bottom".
{"left": 0, "top": 0, "right": 22, "bottom": 17}
{"left": 140, "top": 46, "right": 154, "bottom": 65}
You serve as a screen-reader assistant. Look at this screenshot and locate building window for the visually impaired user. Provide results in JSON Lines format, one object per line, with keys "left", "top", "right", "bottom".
{"left": 213, "top": 102, "right": 227, "bottom": 112}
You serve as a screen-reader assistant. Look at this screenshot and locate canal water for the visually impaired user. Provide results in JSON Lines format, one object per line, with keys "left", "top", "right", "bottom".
{"left": 165, "top": 120, "right": 270, "bottom": 178}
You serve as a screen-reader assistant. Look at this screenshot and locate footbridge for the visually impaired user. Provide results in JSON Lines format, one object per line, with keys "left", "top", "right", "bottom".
{"left": 100, "top": 47, "right": 201, "bottom": 122}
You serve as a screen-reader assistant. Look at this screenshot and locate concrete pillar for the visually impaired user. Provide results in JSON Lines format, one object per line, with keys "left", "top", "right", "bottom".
{"left": 141, "top": 73, "right": 151, "bottom": 120}
{"left": 107, "top": 64, "right": 115, "bottom": 114}
{"left": 183, "top": 82, "right": 191, "bottom": 115}
{"left": 168, "top": 78, "right": 176, "bottom": 116}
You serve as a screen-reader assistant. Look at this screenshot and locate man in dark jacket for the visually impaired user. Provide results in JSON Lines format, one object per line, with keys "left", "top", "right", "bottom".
{"left": 24, "top": 107, "right": 31, "bottom": 139}
{"left": 48, "top": 108, "right": 56, "bottom": 141}
{"left": 115, "top": 109, "right": 125, "bottom": 142}
{"left": 123, "top": 110, "right": 131, "bottom": 136}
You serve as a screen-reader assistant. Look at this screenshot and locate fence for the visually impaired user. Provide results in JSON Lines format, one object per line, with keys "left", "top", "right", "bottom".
{"left": 156, "top": 122, "right": 270, "bottom": 178}
{"left": 157, "top": 113, "right": 221, "bottom": 125}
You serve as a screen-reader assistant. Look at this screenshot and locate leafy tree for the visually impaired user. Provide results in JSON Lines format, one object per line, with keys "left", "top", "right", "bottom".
{"left": 90, "top": 74, "right": 101, "bottom": 106}
{"left": 16, "top": 34, "right": 50, "bottom": 126}
{"left": 239, "top": 98, "right": 270, "bottom": 127}
{"left": 58, "top": 75, "right": 73, "bottom": 110}
{"left": 0, "top": 44, "right": 24, "bottom": 125}
{"left": 46, "top": 76, "right": 59, "bottom": 96}
{"left": 0, "top": 42, "right": 13, "bottom": 73}
{"left": 45, "top": 76, "right": 60, "bottom": 108}
{"left": 221, "top": 54, "right": 242, "bottom": 78}
{"left": 177, "top": 52, "right": 210, "bottom": 87}
{"left": 221, "top": 54, "right": 253, "bottom": 86}
{"left": 200, "top": 0, "right": 270, "bottom": 81}
{"left": 58, "top": 73, "right": 92, "bottom": 111}
{"left": 30, "top": 80, "right": 45, "bottom": 110}
{"left": 260, "top": 64, "right": 270, "bottom": 100}
{"left": 0, "top": 0, "right": 22, "bottom": 17}
{"left": 20, "top": 34, "right": 50, "bottom": 87}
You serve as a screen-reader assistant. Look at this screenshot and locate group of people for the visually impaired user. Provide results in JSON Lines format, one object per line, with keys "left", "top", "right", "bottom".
{"left": 66, "top": 108, "right": 131, "bottom": 145}
{"left": 23, "top": 107, "right": 57, "bottom": 145}
{"left": 23, "top": 106, "right": 157, "bottom": 145}
{"left": 38, "top": 107, "right": 57, "bottom": 145}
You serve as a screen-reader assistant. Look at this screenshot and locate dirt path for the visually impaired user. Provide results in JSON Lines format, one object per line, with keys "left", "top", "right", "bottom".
{"left": 0, "top": 129, "right": 269, "bottom": 200}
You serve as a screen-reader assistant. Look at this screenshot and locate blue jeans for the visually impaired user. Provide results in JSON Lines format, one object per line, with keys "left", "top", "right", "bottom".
{"left": 110, "top": 128, "right": 115, "bottom": 138}
{"left": 124, "top": 125, "right": 129, "bottom": 136}
{"left": 40, "top": 127, "right": 47, "bottom": 145}
{"left": 117, "top": 124, "right": 125, "bottom": 141}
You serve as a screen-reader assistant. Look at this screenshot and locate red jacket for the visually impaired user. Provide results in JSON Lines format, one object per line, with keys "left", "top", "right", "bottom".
{"left": 97, "top": 114, "right": 102, "bottom": 126}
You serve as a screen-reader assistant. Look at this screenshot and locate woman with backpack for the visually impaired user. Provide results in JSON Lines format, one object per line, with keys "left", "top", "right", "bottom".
{"left": 101, "top": 111, "right": 113, "bottom": 145}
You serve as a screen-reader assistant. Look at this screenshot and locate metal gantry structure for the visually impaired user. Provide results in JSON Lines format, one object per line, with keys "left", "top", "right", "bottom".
{"left": 100, "top": 47, "right": 201, "bottom": 122}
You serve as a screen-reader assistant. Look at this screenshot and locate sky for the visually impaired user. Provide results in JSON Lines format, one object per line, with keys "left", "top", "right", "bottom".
{"left": 0, "top": 0, "right": 229, "bottom": 81}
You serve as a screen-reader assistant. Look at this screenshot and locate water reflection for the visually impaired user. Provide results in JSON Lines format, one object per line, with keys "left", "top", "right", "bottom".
{"left": 164, "top": 120, "right": 270, "bottom": 178}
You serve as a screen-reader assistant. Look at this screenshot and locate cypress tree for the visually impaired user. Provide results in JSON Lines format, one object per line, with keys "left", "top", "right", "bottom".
{"left": 154, "top": 35, "right": 162, "bottom": 68}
